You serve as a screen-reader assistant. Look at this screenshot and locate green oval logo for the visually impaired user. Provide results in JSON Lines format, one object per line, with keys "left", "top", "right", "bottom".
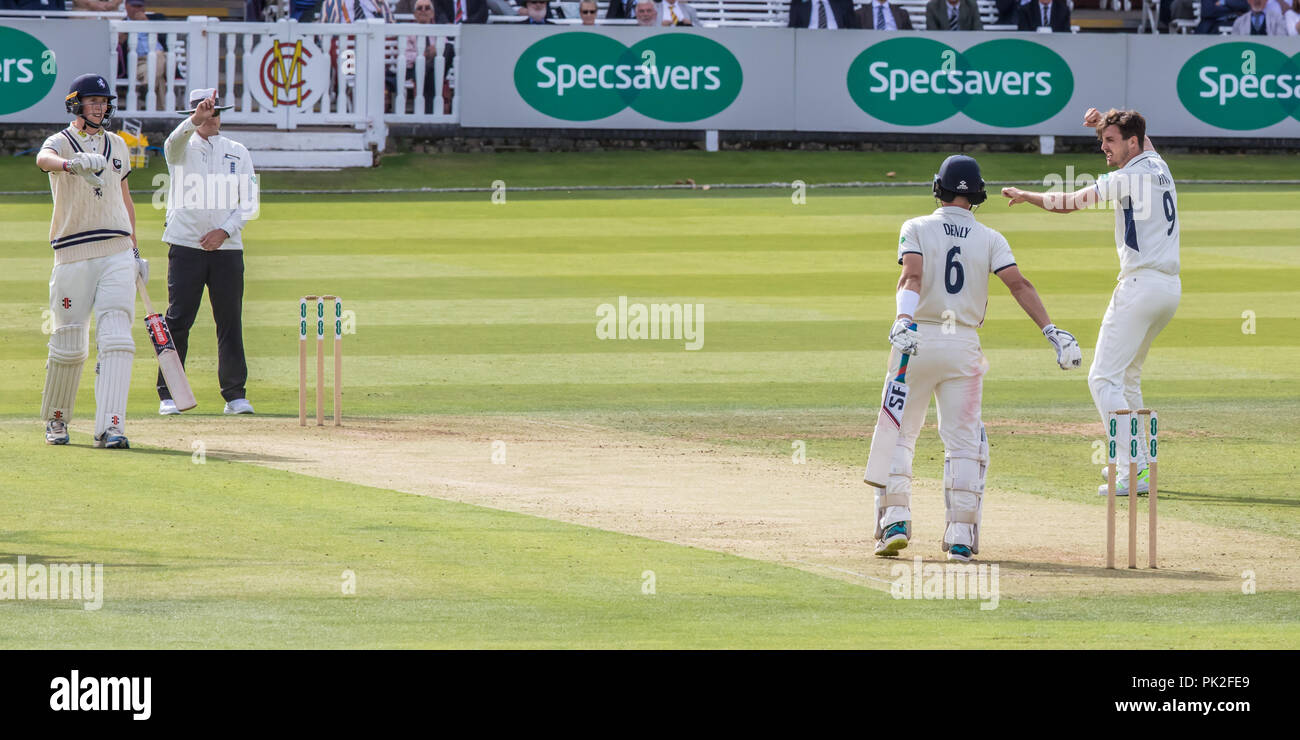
{"left": 1176, "top": 43, "right": 1300, "bottom": 130}
{"left": 846, "top": 38, "right": 1073, "bottom": 127}
{"left": 0, "top": 27, "right": 58, "bottom": 116}
{"left": 514, "top": 32, "right": 743, "bottom": 122}
{"left": 514, "top": 32, "right": 630, "bottom": 122}
{"left": 847, "top": 37, "right": 960, "bottom": 126}
{"left": 623, "top": 34, "right": 742, "bottom": 122}
{"left": 958, "top": 39, "right": 1073, "bottom": 127}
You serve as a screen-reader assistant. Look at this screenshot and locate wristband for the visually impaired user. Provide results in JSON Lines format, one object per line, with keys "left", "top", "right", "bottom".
{"left": 896, "top": 289, "right": 919, "bottom": 319}
{"left": 62, "top": 160, "right": 71, "bottom": 173}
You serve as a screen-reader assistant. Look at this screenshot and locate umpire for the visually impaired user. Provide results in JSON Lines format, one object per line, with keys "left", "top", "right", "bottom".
{"left": 158, "top": 88, "right": 257, "bottom": 415}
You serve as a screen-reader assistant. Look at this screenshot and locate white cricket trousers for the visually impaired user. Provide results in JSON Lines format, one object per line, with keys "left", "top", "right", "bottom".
{"left": 882, "top": 324, "right": 987, "bottom": 546}
{"left": 1088, "top": 269, "right": 1180, "bottom": 471}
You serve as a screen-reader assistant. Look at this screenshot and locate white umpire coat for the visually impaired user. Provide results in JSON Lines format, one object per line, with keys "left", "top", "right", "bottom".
{"left": 161, "top": 117, "right": 255, "bottom": 250}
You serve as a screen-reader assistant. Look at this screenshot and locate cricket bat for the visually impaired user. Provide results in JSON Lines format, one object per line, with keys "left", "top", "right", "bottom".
{"left": 136, "top": 276, "right": 197, "bottom": 412}
{"left": 863, "top": 325, "right": 916, "bottom": 488}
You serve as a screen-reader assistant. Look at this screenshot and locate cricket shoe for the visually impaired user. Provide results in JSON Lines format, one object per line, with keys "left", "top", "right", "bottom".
{"left": 45, "top": 419, "right": 69, "bottom": 445}
{"left": 947, "top": 544, "right": 974, "bottom": 562}
{"left": 223, "top": 398, "right": 254, "bottom": 415}
{"left": 1096, "top": 467, "right": 1149, "bottom": 496}
{"left": 93, "top": 427, "right": 130, "bottom": 449}
{"left": 874, "top": 521, "right": 909, "bottom": 557}
{"left": 159, "top": 399, "right": 181, "bottom": 415}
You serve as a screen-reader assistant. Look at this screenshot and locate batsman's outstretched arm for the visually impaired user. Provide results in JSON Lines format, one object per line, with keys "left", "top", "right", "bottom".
{"left": 997, "top": 265, "right": 1050, "bottom": 329}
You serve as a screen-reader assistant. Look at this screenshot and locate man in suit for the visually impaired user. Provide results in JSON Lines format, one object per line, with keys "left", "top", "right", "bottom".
{"left": 432, "top": 0, "right": 488, "bottom": 21}
{"left": 1232, "top": 0, "right": 1286, "bottom": 31}
{"left": 856, "top": 0, "right": 913, "bottom": 28}
{"left": 1017, "top": 0, "right": 1069, "bottom": 31}
{"left": 1197, "top": 0, "right": 1249, "bottom": 32}
{"left": 659, "top": 0, "right": 698, "bottom": 24}
{"left": 927, "top": 0, "right": 983, "bottom": 28}
{"left": 606, "top": 0, "right": 634, "bottom": 17}
{"left": 788, "top": 0, "right": 860, "bottom": 27}
{"left": 994, "top": 0, "right": 1020, "bottom": 23}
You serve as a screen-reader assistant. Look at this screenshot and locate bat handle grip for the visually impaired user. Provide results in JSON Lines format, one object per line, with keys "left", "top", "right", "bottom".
{"left": 894, "top": 322, "right": 918, "bottom": 380}
{"left": 135, "top": 275, "right": 155, "bottom": 316}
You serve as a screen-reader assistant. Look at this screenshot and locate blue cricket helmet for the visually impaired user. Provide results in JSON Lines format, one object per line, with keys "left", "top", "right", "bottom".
{"left": 65, "top": 73, "right": 116, "bottom": 128}
{"left": 932, "top": 155, "right": 987, "bottom": 206}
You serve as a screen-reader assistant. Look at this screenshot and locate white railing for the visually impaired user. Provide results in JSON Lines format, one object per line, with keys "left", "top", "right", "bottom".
{"left": 107, "top": 17, "right": 460, "bottom": 146}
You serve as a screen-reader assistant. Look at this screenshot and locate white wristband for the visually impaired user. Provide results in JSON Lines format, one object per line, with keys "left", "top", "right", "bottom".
{"left": 896, "top": 289, "right": 919, "bottom": 319}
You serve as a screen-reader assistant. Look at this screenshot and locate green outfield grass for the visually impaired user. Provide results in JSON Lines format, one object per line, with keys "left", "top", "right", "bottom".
{"left": 0, "top": 150, "right": 1296, "bottom": 648}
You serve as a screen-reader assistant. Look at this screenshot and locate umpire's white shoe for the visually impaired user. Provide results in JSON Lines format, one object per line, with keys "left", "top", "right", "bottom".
{"left": 45, "top": 419, "right": 69, "bottom": 445}
{"left": 159, "top": 399, "right": 181, "bottom": 415}
{"left": 223, "top": 398, "right": 254, "bottom": 415}
{"left": 93, "top": 427, "right": 130, "bottom": 449}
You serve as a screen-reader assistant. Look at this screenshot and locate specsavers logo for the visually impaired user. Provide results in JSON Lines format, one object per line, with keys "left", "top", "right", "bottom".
{"left": 514, "top": 32, "right": 742, "bottom": 122}
{"left": 847, "top": 38, "right": 1073, "bottom": 127}
{"left": 1177, "top": 43, "right": 1300, "bottom": 130}
{"left": 0, "top": 27, "right": 58, "bottom": 116}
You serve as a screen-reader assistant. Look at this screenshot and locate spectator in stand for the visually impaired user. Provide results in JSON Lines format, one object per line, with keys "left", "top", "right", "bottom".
{"left": 1286, "top": 0, "right": 1300, "bottom": 33}
{"left": 788, "top": 0, "right": 859, "bottom": 27}
{"left": 856, "top": 0, "right": 911, "bottom": 28}
{"left": 290, "top": 0, "right": 322, "bottom": 20}
{"left": 927, "top": 0, "right": 982, "bottom": 29}
{"left": 321, "top": 0, "right": 395, "bottom": 22}
{"left": 1197, "top": 0, "right": 1249, "bottom": 32}
{"left": 634, "top": 0, "right": 656, "bottom": 24}
{"left": 1232, "top": 0, "right": 1286, "bottom": 31}
{"left": 579, "top": 0, "right": 598, "bottom": 23}
{"left": 401, "top": 0, "right": 441, "bottom": 113}
{"left": 993, "top": 0, "right": 1023, "bottom": 24}
{"left": 434, "top": 0, "right": 487, "bottom": 20}
{"left": 517, "top": 0, "right": 565, "bottom": 18}
{"left": 660, "top": 0, "right": 697, "bottom": 24}
{"left": 606, "top": 0, "right": 634, "bottom": 17}
{"left": 522, "top": 0, "right": 552, "bottom": 22}
{"left": 1018, "top": 0, "right": 1069, "bottom": 31}
{"left": 117, "top": 0, "right": 168, "bottom": 110}
{"left": 2, "top": 0, "right": 122, "bottom": 10}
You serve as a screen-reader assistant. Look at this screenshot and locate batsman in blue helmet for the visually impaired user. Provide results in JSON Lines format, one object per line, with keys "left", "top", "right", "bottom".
{"left": 869, "top": 154, "right": 1082, "bottom": 563}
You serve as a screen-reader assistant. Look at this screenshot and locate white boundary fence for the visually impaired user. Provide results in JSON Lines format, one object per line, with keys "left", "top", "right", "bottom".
{"left": 108, "top": 18, "right": 460, "bottom": 148}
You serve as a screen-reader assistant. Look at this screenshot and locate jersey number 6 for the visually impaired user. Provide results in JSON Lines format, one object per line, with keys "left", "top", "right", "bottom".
{"left": 945, "top": 246, "right": 964, "bottom": 294}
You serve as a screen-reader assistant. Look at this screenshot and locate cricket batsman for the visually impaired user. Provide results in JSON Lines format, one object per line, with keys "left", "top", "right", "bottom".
{"left": 34, "top": 73, "right": 145, "bottom": 448}
{"left": 872, "top": 155, "right": 1082, "bottom": 561}
{"left": 1001, "top": 108, "right": 1180, "bottom": 496}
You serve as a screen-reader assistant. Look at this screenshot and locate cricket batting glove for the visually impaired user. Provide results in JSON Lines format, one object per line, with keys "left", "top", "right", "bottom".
{"left": 888, "top": 317, "right": 921, "bottom": 356}
{"left": 69, "top": 152, "right": 106, "bottom": 187}
{"left": 1043, "top": 324, "right": 1082, "bottom": 370}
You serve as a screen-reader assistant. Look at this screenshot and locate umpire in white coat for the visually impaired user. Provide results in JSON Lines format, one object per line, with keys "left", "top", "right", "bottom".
{"left": 159, "top": 88, "right": 258, "bottom": 415}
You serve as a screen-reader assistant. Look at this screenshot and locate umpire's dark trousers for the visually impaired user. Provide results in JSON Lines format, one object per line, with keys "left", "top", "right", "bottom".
{"left": 157, "top": 245, "right": 248, "bottom": 403}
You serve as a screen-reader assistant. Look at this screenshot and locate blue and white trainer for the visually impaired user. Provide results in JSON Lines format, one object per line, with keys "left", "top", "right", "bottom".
{"left": 874, "top": 521, "right": 909, "bottom": 557}
{"left": 93, "top": 427, "right": 130, "bottom": 449}
{"left": 45, "top": 419, "right": 69, "bottom": 445}
{"left": 947, "top": 544, "right": 974, "bottom": 562}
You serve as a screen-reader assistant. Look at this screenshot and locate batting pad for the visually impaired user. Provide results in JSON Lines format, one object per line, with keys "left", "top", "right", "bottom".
{"left": 94, "top": 310, "right": 135, "bottom": 437}
{"left": 40, "top": 324, "right": 88, "bottom": 423}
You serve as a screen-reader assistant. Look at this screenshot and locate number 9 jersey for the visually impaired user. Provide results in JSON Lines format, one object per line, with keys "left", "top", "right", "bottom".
{"left": 1093, "top": 151, "right": 1180, "bottom": 280}
{"left": 897, "top": 205, "right": 1017, "bottom": 330}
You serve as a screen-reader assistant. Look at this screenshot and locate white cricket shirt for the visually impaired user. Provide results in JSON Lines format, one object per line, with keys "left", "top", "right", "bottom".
{"left": 897, "top": 205, "right": 1017, "bottom": 329}
{"left": 1094, "top": 151, "right": 1181, "bottom": 280}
